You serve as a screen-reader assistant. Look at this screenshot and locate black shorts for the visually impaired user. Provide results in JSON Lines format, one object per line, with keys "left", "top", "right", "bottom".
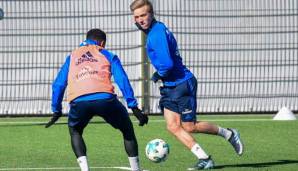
{"left": 68, "top": 96, "right": 131, "bottom": 130}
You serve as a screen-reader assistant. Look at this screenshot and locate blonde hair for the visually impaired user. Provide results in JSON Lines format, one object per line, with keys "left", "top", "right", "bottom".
{"left": 130, "top": 0, "right": 154, "bottom": 14}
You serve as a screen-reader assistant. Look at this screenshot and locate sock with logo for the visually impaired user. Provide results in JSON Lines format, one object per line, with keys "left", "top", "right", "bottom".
{"left": 191, "top": 143, "right": 209, "bottom": 159}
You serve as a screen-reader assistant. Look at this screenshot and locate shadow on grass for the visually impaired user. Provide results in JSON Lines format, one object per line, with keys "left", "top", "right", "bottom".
{"left": 214, "top": 160, "right": 298, "bottom": 169}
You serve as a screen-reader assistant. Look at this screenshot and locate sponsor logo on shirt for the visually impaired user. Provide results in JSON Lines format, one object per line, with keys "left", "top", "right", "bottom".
{"left": 75, "top": 51, "right": 98, "bottom": 65}
{"left": 75, "top": 66, "right": 98, "bottom": 81}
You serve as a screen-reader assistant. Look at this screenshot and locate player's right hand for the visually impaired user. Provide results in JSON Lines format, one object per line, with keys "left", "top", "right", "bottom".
{"left": 45, "top": 111, "right": 62, "bottom": 128}
{"left": 132, "top": 107, "right": 148, "bottom": 126}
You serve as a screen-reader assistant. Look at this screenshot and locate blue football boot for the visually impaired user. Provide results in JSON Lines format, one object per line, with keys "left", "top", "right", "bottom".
{"left": 228, "top": 128, "right": 244, "bottom": 155}
{"left": 194, "top": 156, "right": 214, "bottom": 170}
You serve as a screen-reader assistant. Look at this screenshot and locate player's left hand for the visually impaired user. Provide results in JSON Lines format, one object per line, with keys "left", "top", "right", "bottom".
{"left": 151, "top": 71, "right": 162, "bottom": 83}
{"left": 132, "top": 107, "right": 148, "bottom": 126}
{"left": 45, "top": 111, "right": 62, "bottom": 128}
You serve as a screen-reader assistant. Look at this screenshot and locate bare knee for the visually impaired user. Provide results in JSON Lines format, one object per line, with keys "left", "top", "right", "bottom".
{"left": 182, "top": 123, "right": 196, "bottom": 133}
{"left": 167, "top": 123, "right": 181, "bottom": 134}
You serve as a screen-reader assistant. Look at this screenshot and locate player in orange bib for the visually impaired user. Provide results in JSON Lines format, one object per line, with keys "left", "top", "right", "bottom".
{"left": 46, "top": 29, "right": 148, "bottom": 171}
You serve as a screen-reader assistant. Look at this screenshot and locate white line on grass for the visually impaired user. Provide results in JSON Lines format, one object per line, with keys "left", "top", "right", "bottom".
{"left": 147, "top": 118, "right": 274, "bottom": 122}
{"left": 0, "top": 121, "right": 46, "bottom": 125}
{"left": 0, "top": 118, "right": 277, "bottom": 125}
{"left": 0, "top": 166, "right": 134, "bottom": 170}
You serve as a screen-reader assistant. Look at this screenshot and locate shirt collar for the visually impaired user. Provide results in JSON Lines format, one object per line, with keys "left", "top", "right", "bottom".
{"left": 79, "top": 39, "right": 98, "bottom": 47}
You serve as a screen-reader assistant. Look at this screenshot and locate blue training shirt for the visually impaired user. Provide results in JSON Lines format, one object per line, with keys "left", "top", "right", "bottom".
{"left": 145, "top": 21, "right": 193, "bottom": 86}
{"left": 51, "top": 39, "right": 138, "bottom": 113}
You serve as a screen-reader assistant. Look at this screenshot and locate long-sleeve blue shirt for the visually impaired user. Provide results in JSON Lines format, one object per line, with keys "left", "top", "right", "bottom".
{"left": 51, "top": 39, "right": 138, "bottom": 113}
{"left": 145, "top": 20, "right": 193, "bottom": 86}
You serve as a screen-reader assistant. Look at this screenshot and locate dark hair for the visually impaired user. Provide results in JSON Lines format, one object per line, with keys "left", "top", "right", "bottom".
{"left": 86, "top": 29, "right": 106, "bottom": 43}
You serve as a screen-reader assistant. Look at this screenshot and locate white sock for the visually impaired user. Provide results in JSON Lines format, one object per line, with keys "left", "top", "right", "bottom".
{"left": 77, "top": 156, "right": 89, "bottom": 171}
{"left": 128, "top": 156, "right": 140, "bottom": 171}
{"left": 191, "top": 143, "right": 209, "bottom": 159}
{"left": 218, "top": 127, "right": 232, "bottom": 140}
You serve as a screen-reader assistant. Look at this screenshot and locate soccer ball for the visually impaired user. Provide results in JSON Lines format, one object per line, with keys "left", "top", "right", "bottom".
{"left": 145, "top": 139, "right": 170, "bottom": 163}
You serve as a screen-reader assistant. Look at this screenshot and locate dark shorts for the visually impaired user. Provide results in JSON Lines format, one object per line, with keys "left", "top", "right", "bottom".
{"left": 68, "top": 96, "right": 131, "bottom": 130}
{"left": 159, "top": 76, "right": 197, "bottom": 122}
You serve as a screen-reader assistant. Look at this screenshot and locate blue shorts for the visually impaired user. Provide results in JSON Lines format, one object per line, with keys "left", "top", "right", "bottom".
{"left": 68, "top": 96, "right": 131, "bottom": 130}
{"left": 159, "top": 76, "right": 197, "bottom": 122}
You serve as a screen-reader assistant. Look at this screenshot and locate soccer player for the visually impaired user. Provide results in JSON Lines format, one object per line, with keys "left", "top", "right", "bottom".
{"left": 130, "top": 0, "right": 244, "bottom": 169}
{"left": 45, "top": 28, "right": 148, "bottom": 171}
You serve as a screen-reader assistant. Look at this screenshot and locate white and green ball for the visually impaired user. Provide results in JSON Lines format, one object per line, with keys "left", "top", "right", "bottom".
{"left": 145, "top": 139, "right": 170, "bottom": 163}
